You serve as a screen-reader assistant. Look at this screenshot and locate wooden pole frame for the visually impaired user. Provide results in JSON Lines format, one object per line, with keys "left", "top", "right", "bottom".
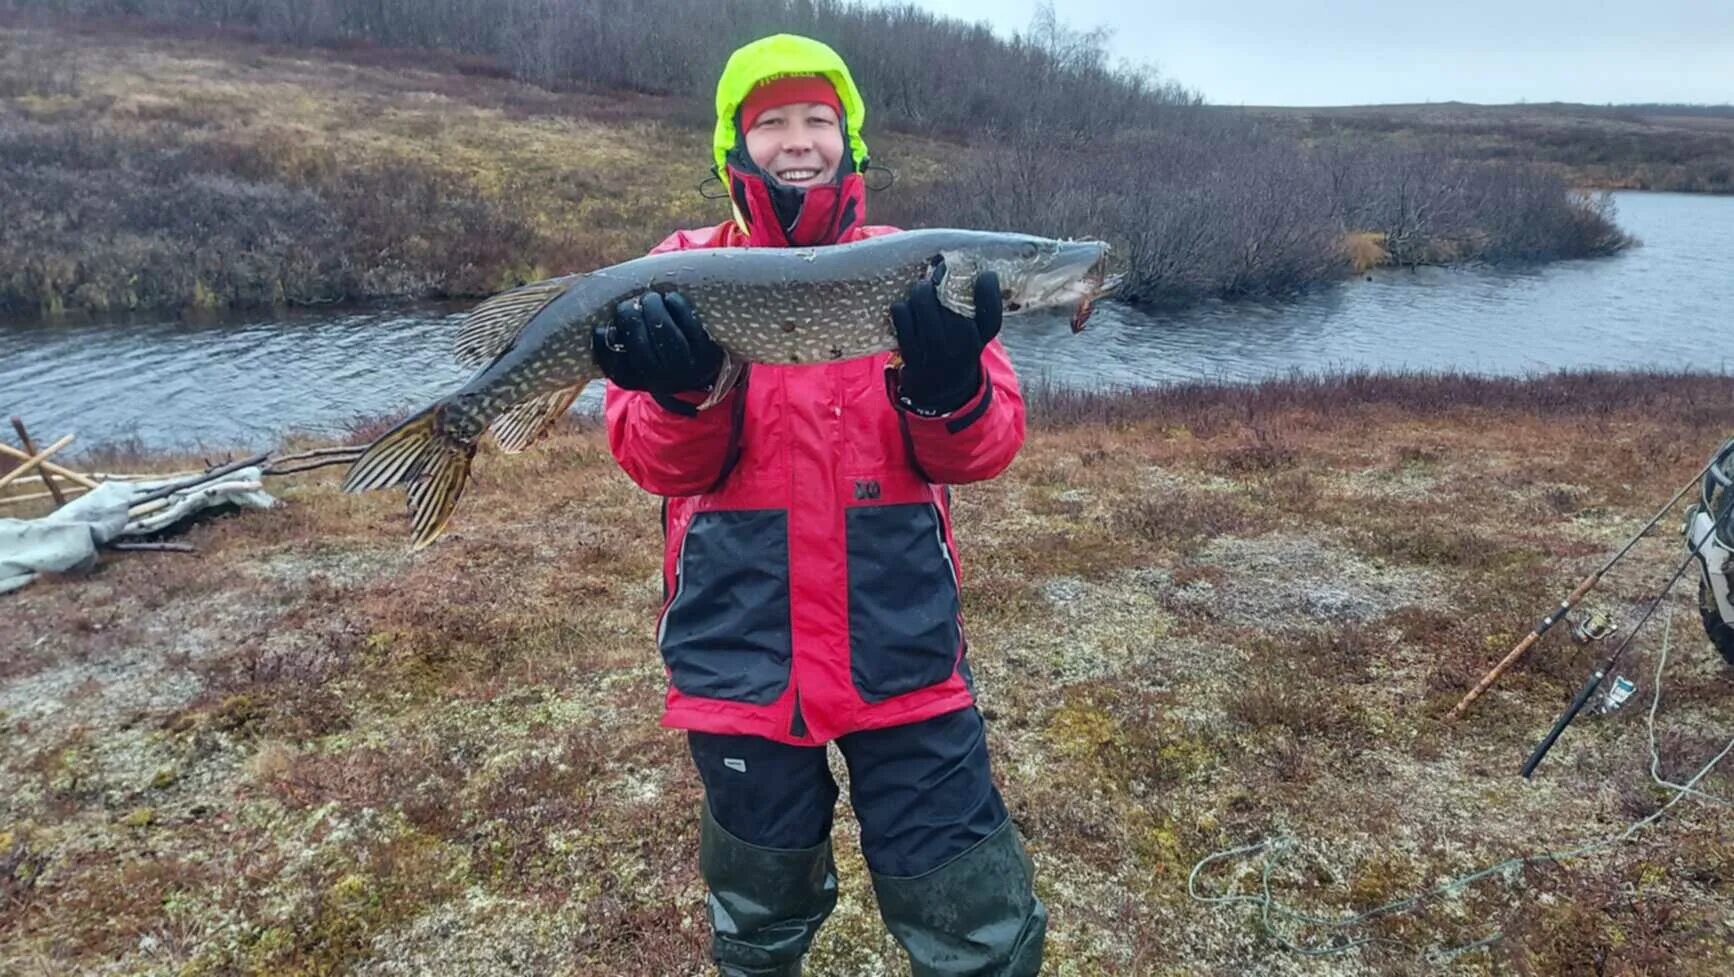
{"left": 10, "top": 417, "right": 65, "bottom": 506}
{"left": 0, "top": 434, "right": 74, "bottom": 492}
{"left": 0, "top": 440, "right": 100, "bottom": 489}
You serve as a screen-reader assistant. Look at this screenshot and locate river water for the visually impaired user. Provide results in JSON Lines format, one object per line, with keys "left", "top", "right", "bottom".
{"left": 2, "top": 191, "right": 1729, "bottom": 452}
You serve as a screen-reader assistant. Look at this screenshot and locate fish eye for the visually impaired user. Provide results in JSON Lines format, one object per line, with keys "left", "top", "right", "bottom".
{"left": 1020, "top": 242, "right": 1039, "bottom": 260}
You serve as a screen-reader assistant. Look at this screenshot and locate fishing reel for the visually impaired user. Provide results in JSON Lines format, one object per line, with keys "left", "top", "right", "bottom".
{"left": 1570, "top": 608, "right": 1617, "bottom": 644}
{"left": 1684, "top": 437, "right": 1734, "bottom": 665}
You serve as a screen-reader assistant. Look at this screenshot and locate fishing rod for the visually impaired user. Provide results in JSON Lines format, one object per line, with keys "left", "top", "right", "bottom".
{"left": 1449, "top": 453, "right": 1721, "bottom": 720}
{"left": 1521, "top": 551, "right": 1699, "bottom": 778}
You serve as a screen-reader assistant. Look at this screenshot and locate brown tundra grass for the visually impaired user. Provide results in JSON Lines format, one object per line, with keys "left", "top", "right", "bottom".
{"left": 5, "top": 369, "right": 1734, "bottom": 975}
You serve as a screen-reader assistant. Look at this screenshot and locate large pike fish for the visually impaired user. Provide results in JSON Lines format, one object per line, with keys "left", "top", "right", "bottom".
{"left": 343, "top": 229, "right": 1119, "bottom": 548}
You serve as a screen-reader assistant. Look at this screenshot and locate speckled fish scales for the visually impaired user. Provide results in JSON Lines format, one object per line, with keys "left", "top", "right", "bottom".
{"left": 342, "top": 228, "right": 1114, "bottom": 548}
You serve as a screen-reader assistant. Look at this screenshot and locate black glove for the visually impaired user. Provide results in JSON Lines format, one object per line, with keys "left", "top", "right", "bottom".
{"left": 592, "top": 291, "right": 723, "bottom": 400}
{"left": 890, "top": 269, "right": 1002, "bottom": 416}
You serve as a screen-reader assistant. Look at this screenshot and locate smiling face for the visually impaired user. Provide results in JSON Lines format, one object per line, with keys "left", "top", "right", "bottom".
{"left": 744, "top": 101, "right": 845, "bottom": 189}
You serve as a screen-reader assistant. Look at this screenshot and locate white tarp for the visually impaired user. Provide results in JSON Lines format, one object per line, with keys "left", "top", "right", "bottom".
{"left": 0, "top": 467, "right": 274, "bottom": 594}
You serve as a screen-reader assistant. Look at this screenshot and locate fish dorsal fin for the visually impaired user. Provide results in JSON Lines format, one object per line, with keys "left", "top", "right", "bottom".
{"left": 489, "top": 386, "right": 583, "bottom": 453}
{"left": 454, "top": 278, "right": 573, "bottom": 368}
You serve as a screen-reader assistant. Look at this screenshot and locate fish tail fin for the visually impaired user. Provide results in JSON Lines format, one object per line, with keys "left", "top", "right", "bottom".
{"left": 404, "top": 446, "right": 474, "bottom": 550}
{"left": 342, "top": 404, "right": 477, "bottom": 550}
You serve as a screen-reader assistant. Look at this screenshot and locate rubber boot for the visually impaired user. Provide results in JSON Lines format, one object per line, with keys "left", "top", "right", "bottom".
{"left": 869, "top": 819, "right": 1046, "bottom": 976}
{"left": 700, "top": 803, "right": 838, "bottom": 977}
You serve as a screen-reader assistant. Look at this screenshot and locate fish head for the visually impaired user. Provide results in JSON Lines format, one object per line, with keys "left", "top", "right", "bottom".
{"left": 937, "top": 235, "right": 1122, "bottom": 332}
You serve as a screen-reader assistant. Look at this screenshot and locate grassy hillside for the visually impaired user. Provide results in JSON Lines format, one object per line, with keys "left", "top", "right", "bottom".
{"left": 0, "top": 16, "right": 957, "bottom": 316}
{"left": 0, "top": 20, "right": 674, "bottom": 312}
{"left": 1249, "top": 102, "right": 1734, "bottom": 194}
{"left": 1, "top": 16, "right": 1630, "bottom": 319}
{"left": 1, "top": 0, "right": 1202, "bottom": 137}
{"left": 4, "top": 372, "right": 1734, "bottom": 975}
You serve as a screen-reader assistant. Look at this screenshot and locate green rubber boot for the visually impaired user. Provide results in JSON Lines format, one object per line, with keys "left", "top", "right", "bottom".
{"left": 869, "top": 819, "right": 1046, "bottom": 976}
{"left": 700, "top": 804, "right": 838, "bottom": 977}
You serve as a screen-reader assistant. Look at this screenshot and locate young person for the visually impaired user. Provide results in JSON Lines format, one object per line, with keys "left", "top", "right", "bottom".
{"left": 593, "top": 34, "right": 1045, "bottom": 976}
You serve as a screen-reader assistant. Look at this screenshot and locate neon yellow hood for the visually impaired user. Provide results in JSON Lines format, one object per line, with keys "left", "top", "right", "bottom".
{"left": 712, "top": 34, "right": 869, "bottom": 180}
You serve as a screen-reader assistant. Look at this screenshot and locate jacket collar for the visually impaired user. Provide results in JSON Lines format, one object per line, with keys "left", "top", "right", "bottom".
{"left": 724, "top": 149, "right": 867, "bottom": 247}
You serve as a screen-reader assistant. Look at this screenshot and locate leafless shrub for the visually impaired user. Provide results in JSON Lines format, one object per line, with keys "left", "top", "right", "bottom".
{"left": 0, "top": 116, "right": 531, "bottom": 313}
{"left": 1212, "top": 424, "right": 1299, "bottom": 474}
{"left": 893, "top": 124, "right": 1630, "bottom": 304}
{"left": 7, "top": 0, "right": 1202, "bottom": 134}
{"left": 0, "top": 35, "right": 80, "bottom": 96}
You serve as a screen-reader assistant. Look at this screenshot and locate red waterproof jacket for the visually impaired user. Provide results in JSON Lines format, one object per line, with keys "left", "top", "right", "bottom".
{"left": 604, "top": 221, "right": 1026, "bottom": 744}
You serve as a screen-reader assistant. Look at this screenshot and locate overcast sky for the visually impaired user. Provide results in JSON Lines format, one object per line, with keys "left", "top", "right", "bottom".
{"left": 905, "top": 0, "right": 1734, "bottom": 106}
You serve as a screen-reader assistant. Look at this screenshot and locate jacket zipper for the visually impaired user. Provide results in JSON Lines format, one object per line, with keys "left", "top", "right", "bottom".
{"left": 656, "top": 529, "right": 692, "bottom": 647}
{"left": 789, "top": 689, "right": 808, "bottom": 739}
{"left": 931, "top": 503, "right": 961, "bottom": 590}
{"left": 932, "top": 503, "right": 967, "bottom": 666}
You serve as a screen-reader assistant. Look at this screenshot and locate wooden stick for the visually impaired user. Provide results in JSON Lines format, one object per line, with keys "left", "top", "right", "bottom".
{"left": 127, "top": 497, "right": 172, "bottom": 519}
{"left": 88, "top": 470, "right": 202, "bottom": 481}
{"left": 264, "top": 445, "right": 364, "bottom": 476}
{"left": 109, "top": 541, "right": 196, "bottom": 553}
{"left": 0, "top": 485, "right": 92, "bottom": 508}
{"left": 264, "top": 454, "right": 365, "bottom": 476}
{"left": 0, "top": 440, "right": 100, "bottom": 489}
{"left": 5, "top": 471, "right": 85, "bottom": 489}
{"left": 272, "top": 444, "right": 367, "bottom": 463}
{"left": 8, "top": 469, "right": 202, "bottom": 485}
{"left": 128, "top": 478, "right": 264, "bottom": 517}
{"left": 11, "top": 417, "right": 65, "bottom": 506}
{"left": 0, "top": 434, "right": 74, "bottom": 492}
{"left": 132, "top": 453, "right": 270, "bottom": 506}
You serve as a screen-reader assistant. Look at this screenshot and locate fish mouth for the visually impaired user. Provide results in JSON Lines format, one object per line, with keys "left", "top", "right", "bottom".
{"left": 1072, "top": 252, "right": 1123, "bottom": 333}
{"left": 1043, "top": 245, "right": 1120, "bottom": 333}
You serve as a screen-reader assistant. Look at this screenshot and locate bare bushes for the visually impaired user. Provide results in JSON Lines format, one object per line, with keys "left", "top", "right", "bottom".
{"left": 1325, "top": 144, "right": 1634, "bottom": 265}
{"left": 6, "top": 0, "right": 1203, "bottom": 135}
{"left": 884, "top": 121, "right": 1632, "bottom": 306}
{"left": 0, "top": 115, "right": 533, "bottom": 314}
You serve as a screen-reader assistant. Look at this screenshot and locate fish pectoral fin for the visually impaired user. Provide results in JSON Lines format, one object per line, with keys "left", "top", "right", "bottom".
{"left": 490, "top": 385, "right": 583, "bottom": 453}
{"left": 341, "top": 403, "right": 476, "bottom": 550}
{"left": 453, "top": 278, "right": 574, "bottom": 368}
{"left": 697, "top": 354, "right": 747, "bottom": 411}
